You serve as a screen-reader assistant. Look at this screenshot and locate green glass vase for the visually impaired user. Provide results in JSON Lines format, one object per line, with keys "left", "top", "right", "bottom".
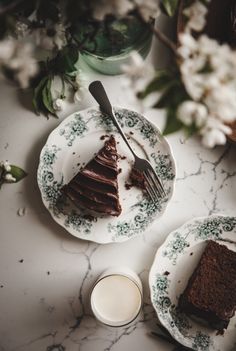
{"left": 77, "top": 16, "right": 153, "bottom": 75}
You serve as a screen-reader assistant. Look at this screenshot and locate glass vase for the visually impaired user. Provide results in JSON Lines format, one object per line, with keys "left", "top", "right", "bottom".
{"left": 76, "top": 16, "right": 153, "bottom": 75}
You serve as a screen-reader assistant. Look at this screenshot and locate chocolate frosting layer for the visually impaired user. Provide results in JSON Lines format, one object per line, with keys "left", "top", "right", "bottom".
{"left": 62, "top": 136, "right": 121, "bottom": 217}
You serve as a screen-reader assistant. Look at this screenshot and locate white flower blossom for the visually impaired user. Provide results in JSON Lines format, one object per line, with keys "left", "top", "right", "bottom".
{"left": 121, "top": 51, "right": 154, "bottom": 91}
{"left": 177, "top": 101, "right": 208, "bottom": 127}
{"left": 204, "top": 85, "right": 236, "bottom": 123}
{"left": 92, "top": 0, "right": 134, "bottom": 20}
{"left": 201, "top": 129, "right": 227, "bottom": 148}
{"left": 53, "top": 98, "right": 65, "bottom": 111}
{"left": 0, "top": 160, "right": 11, "bottom": 172}
{"left": 178, "top": 14, "right": 236, "bottom": 148}
{"left": 182, "top": 73, "right": 205, "bottom": 101}
{"left": 34, "top": 23, "right": 67, "bottom": 50}
{"left": 4, "top": 173, "right": 16, "bottom": 182}
{"left": 133, "top": 0, "right": 160, "bottom": 21}
{"left": 53, "top": 23, "right": 67, "bottom": 50}
{"left": 5, "top": 42, "right": 38, "bottom": 88}
{"left": 15, "top": 21, "right": 29, "bottom": 38}
{"left": 200, "top": 117, "right": 232, "bottom": 148}
{"left": 178, "top": 33, "right": 236, "bottom": 118}
{"left": 0, "top": 39, "right": 15, "bottom": 61}
{"left": 74, "top": 69, "right": 87, "bottom": 103}
{"left": 183, "top": 1, "right": 208, "bottom": 32}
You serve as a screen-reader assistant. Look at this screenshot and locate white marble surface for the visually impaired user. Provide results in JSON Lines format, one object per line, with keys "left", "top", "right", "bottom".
{"left": 0, "top": 22, "right": 236, "bottom": 351}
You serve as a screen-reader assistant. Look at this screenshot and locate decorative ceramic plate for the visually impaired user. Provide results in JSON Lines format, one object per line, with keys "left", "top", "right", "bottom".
{"left": 37, "top": 106, "right": 175, "bottom": 244}
{"left": 149, "top": 215, "right": 236, "bottom": 351}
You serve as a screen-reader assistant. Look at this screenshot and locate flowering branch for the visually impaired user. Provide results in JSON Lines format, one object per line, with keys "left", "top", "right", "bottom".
{"left": 133, "top": 0, "right": 236, "bottom": 148}
{"left": 138, "top": 13, "right": 178, "bottom": 55}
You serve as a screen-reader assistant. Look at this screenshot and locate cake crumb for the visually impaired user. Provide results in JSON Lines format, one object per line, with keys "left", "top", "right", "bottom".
{"left": 164, "top": 271, "right": 170, "bottom": 276}
{"left": 47, "top": 271, "right": 50, "bottom": 275}
{"left": 118, "top": 168, "right": 122, "bottom": 174}
{"left": 125, "top": 182, "right": 132, "bottom": 190}
{"left": 129, "top": 131, "right": 134, "bottom": 135}
{"left": 120, "top": 155, "right": 126, "bottom": 160}
{"left": 190, "top": 252, "right": 193, "bottom": 256}
{"left": 17, "top": 207, "right": 27, "bottom": 217}
{"left": 19, "top": 259, "right": 24, "bottom": 263}
{"left": 72, "top": 152, "right": 76, "bottom": 155}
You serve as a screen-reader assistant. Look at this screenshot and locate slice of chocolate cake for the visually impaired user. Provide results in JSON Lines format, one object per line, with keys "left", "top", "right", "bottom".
{"left": 179, "top": 240, "right": 236, "bottom": 333}
{"left": 62, "top": 136, "right": 121, "bottom": 216}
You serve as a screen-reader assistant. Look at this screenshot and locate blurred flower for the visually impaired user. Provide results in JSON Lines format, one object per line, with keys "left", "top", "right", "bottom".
{"left": 0, "top": 39, "right": 15, "bottom": 61}
{"left": 53, "top": 98, "right": 65, "bottom": 111}
{"left": 15, "top": 21, "right": 29, "bottom": 38}
{"left": 7, "top": 42, "right": 38, "bottom": 88}
{"left": 177, "top": 101, "right": 207, "bottom": 127}
{"left": 74, "top": 69, "right": 87, "bottom": 102}
{"left": 0, "top": 160, "right": 11, "bottom": 172}
{"left": 121, "top": 51, "right": 154, "bottom": 91}
{"left": 183, "top": 1, "right": 208, "bottom": 32}
{"left": 178, "top": 23, "right": 236, "bottom": 147}
{"left": 134, "top": 0, "right": 160, "bottom": 21}
{"left": 4, "top": 173, "right": 16, "bottom": 182}
{"left": 200, "top": 118, "right": 232, "bottom": 148}
{"left": 0, "top": 39, "right": 38, "bottom": 88}
{"left": 179, "top": 33, "right": 236, "bottom": 122}
{"left": 53, "top": 23, "right": 67, "bottom": 50}
{"left": 34, "top": 22, "right": 67, "bottom": 50}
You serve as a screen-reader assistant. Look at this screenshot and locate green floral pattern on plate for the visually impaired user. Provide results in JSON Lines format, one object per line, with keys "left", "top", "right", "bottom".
{"left": 149, "top": 215, "right": 236, "bottom": 351}
{"left": 59, "top": 113, "right": 88, "bottom": 146}
{"left": 37, "top": 107, "right": 175, "bottom": 243}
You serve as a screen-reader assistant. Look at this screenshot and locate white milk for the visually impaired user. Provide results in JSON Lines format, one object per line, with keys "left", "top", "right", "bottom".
{"left": 91, "top": 274, "right": 142, "bottom": 326}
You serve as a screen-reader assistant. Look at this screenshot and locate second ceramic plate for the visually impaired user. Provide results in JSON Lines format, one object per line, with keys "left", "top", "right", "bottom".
{"left": 38, "top": 106, "right": 175, "bottom": 243}
{"left": 149, "top": 214, "right": 236, "bottom": 351}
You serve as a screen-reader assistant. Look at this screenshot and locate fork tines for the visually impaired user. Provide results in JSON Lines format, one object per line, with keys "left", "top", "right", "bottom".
{"left": 143, "top": 169, "right": 165, "bottom": 202}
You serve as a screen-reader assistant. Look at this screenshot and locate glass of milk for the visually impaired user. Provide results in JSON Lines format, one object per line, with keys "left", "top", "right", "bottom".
{"left": 90, "top": 267, "right": 143, "bottom": 327}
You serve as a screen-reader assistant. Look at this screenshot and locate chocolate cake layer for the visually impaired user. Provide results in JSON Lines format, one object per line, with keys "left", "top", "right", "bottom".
{"left": 130, "top": 168, "right": 146, "bottom": 190}
{"left": 61, "top": 136, "right": 121, "bottom": 217}
{"left": 179, "top": 240, "right": 236, "bottom": 333}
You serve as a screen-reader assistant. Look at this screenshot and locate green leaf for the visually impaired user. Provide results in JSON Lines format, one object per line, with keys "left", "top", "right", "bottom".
{"left": 33, "top": 77, "right": 48, "bottom": 115}
{"left": 153, "top": 85, "right": 176, "bottom": 109}
{"left": 10, "top": 165, "right": 27, "bottom": 183}
{"left": 138, "top": 70, "right": 174, "bottom": 99}
{"left": 161, "top": 0, "right": 179, "bottom": 16}
{"left": 153, "top": 82, "right": 189, "bottom": 109}
{"left": 42, "top": 78, "right": 56, "bottom": 116}
{"left": 163, "top": 108, "right": 183, "bottom": 135}
{"left": 56, "top": 46, "right": 79, "bottom": 74}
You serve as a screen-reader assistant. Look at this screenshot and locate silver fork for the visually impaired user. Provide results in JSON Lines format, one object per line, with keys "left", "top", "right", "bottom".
{"left": 89, "top": 80, "right": 166, "bottom": 202}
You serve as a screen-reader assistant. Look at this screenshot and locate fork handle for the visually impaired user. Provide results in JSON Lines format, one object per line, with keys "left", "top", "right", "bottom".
{"left": 89, "top": 81, "right": 136, "bottom": 160}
